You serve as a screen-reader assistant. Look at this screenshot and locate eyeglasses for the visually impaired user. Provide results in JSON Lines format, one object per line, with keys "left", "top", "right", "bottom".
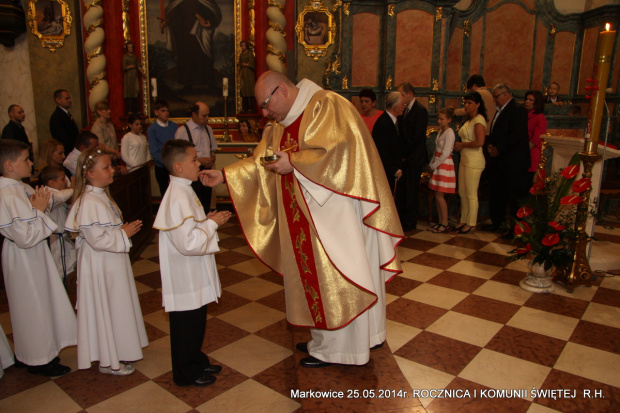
{"left": 261, "top": 86, "right": 280, "bottom": 110}
{"left": 493, "top": 91, "right": 506, "bottom": 99}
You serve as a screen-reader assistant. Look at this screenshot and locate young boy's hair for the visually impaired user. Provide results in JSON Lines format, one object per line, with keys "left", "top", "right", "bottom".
{"left": 153, "top": 100, "right": 169, "bottom": 112}
{"left": 39, "top": 165, "right": 66, "bottom": 186}
{"left": 0, "top": 139, "right": 30, "bottom": 174}
{"left": 161, "top": 139, "right": 194, "bottom": 174}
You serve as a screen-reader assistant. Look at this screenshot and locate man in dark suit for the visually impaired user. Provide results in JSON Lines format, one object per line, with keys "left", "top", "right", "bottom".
{"left": 397, "top": 82, "right": 429, "bottom": 231}
{"left": 484, "top": 83, "right": 530, "bottom": 236}
{"left": 2, "top": 104, "right": 33, "bottom": 161}
{"left": 49, "top": 89, "right": 79, "bottom": 155}
{"left": 372, "top": 91, "right": 405, "bottom": 194}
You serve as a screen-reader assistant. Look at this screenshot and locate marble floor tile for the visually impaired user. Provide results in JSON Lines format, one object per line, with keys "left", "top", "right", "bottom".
{"left": 466, "top": 250, "right": 511, "bottom": 268}
{"left": 138, "top": 290, "right": 166, "bottom": 316}
{"left": 427, "top": 244, "right": 477, "bottom": 260}
{"left": 213, "top": 251, "right": 254, "bottom": 267}
{"left": 397, "top": 246, "right": 423, "bottom": 262}
{"left": 443, "top": 236, "right": 489, "bottom": 251}
{"left": 535, "top": 368, "right": 620, "bottom": 412}
{"left": 217, "top": 302, "right": 285, "bottom": 333}
{"left": 208, "top": 290, "right": 252, "bottom": 317}
{"left": 254, "top": 319, "right": 294, "bottom": 350}
{"left": 554, "top": 342, "right": 620, "bottom": 388}
{"left": 425, "top": 377, "right": 532, "bottom": 413}
{"left": 142, "top": 309, "right": 170, "bottom": 335}
{"left": 599, "top": 273, "right": 620, "bottom": 291}
{"left": 523, "top": 292, "right": 589, "bottom": 319}
{"left": 568, "top": 320, "right": 620, "bottom": 354}
{"left": 0, "top": 312, "right": 12, "bottom": 334}
{"left": 209, "top": 335, "right": 292, "bottom": 377}
{"left": 224, "top": 277, "right": 283, "bottom": 301}
{"left": 402, "top": 283, "right": 469, "bottom": 310}
{"left": 88, "top": 381, "right": 191, "bottom": 413}
{"left": 426, "top": 270, "right": 487, "bottom": 293}
{"left": 217, "top": 267, "right": 253, "bottom": 288}
{"left": 218, "top": 235, "right": 250, "bottom": 250}
{"left": 386, "top": 298, "right": 448, "bottom": 329}
{"left": 229, "top": 258, "right": 272, "bottom": 276}
{"left": 507, "top": 306, "right": 579, "bottom": 341}
{"left": 490, "top": 268, "right": 528, "bottom": 286}
{"left": 0, "top": 381, "right": 82, "bottom": 413}
{"left": 445, "top": 260, "right": 502, "bottom": 280}
{"left": 526, "top": 403, "right": 563, "bottom": 413}
{"left": 196, "top": 379, "right": 300, "bottom": 413}
{"left": 411, "top": 230, "right": 455, "bottom": 243}
{"left": 459, "top": 349, "right": 551, "bottom": 400}
{"left": 131, "top": 259, "right": 161, "bottom": 277}
{"left": 451, "top": 294, "right": 521, "bottom": 324}
{"left": 552, "top": 283, "right": 598, "bottom": 301}
{"left": 480, "top": 241, "right": 516, "bottom": 255}
{"left": 386, "top": 275, "right": 423, "bottom": 297}
{"left": 385, "top": 319, "right": 422, "bottom": 352}
{"left": 132, "top": 337, "right": 172, "bottom": 379}
{"left": 233, "top": 244, "right": 259, "bottom": 257}
{"left": 395, "top": 331, "right": 482, "bottom": 375}
{"left": 485, "top": 326, "right": 567, "bottom": 367}
{"left": 0, "top": 365, "right": 50, "bottom": 401}
{"left": 399, "top": 262, "right": 444, "bottom": 282}
{"left": 504, "top": 258, "right": 530, "bottom": 272}
{"left": 399, "top": 237, "right": 440, "bottom": 252}
{"left": 426, "top": 311, "right": 503, "bottom": 347}
{"left": 134, "top": 270, "right": 163, "bottom": 290}
{"left": 409, "top": 252, "right": 461, "bottom": 270}
{"left": 581, "top": 303, "right": 620, "bottom": 328}
{"left": 252, "top": 355, "right": 298, "bottom": 397}
{"left": 145, "top": 321, "right": 168, "bottom": 343}
{"left": 257, "top": 271, "right": 284, "bottom": 286}
{"left": 256, "top": 289, "right": 287, "bottom": 313}
{"left": 474, "top": 280, "right": 533, "bottom": 306}
{"left": 591, "top": 286, "right": 620, "bottom": 308}
{"left": 393, "top": 356, "right": 455, "bottom": 408}
{"left": 202, "top": 317, "right": 251, "bottom": 354}
{"left": 139, "top": 243, "right": 160, "bottom": 259}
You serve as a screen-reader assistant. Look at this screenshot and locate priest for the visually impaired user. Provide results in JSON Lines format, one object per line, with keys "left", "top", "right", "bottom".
{"left": 200, "top": 71, "right": 403, "bottom": 367}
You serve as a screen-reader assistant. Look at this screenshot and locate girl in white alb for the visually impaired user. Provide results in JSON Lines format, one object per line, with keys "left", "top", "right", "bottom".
{"left": 428, "top": 107, "right": 456, "bottom": 233}
{"left": 121, "top": 114, "right": 152, "bottom": 171}
{"left": 65, "top": 148, "right": 148, "bottom": 376}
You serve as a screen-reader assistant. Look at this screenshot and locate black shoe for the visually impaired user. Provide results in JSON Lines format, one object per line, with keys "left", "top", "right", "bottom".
{"left": 203, "top": 364, "right": 222, "bottom": 375}
{"left": 295, "top": 342, "right": 309, "bottom": 353}
{"left": 370, "top": 342, "right": 384, "bottom": 350}
{"left": 15, "top": 356, "right": 60, "bottom": 368}
{"left": 27, "top": 362, "right": 71, "bottom": 377}
{"left": 176, "top": 373, "right": 216, "bottom": 387}
{"left": 300, "top": 356, "right": 332, "bottom": 368}
{"left": 481, "top": 224, "right": 502, "bottom": 233}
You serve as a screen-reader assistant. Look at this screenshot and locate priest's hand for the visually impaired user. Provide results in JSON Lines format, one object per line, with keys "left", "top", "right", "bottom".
{"left": 264, "top": 151, "right": 293, "bottom": 175}
{"left": 199, "top": 169, "right": 224, "bottom": 187}
{"left": 122, "top": 220, "right": 143, "bottom": 238}
{"left": 30, "top": 186, "right": 50, "bottom": 212}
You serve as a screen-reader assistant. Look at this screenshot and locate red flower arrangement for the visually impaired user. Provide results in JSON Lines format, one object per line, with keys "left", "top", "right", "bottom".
{"left": 508, "top": 153, "right": 593, "bottom": 270}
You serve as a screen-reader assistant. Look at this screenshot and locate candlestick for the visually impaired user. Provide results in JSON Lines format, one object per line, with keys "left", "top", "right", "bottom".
{"left": 223, "top": 77, "right": 228, "bottom": 97}
{"left": 151, "top": 78, "right": 158, "bottom": 98}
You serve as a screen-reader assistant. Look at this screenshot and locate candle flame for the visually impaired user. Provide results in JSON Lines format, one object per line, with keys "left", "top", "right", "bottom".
{"left": 606, "top": 23, "right": 611, "bottom": 31}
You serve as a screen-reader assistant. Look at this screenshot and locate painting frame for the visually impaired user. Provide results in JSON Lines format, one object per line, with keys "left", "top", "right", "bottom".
{"left": 295, "top": 1, "right": 335, "bottom": 61}
{"left": 26, "top": 0, "right": 72, "bottom": 53}
{"left": 138, "top": 0, "right": 242, "bottom": 123}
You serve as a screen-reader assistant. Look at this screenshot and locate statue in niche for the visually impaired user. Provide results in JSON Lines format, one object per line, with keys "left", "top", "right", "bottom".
{"left": 238, "top": 40, "right": 255, "bottom": 112}
{"left": 122, "top": 42, "right": 144, "bottom": 114}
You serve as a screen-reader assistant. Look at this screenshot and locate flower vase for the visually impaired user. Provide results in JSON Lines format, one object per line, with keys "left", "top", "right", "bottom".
{"left": 519, "top": 259, "right": 555, "bottom": 293}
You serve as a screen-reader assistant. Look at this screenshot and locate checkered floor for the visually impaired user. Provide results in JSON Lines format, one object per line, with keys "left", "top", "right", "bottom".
{"left": 1, "top": 216, "right": 619, "bottom": 413}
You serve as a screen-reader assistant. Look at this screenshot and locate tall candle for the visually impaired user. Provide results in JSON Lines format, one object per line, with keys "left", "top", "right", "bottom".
{"left": 223, "top": 77, "right": 228, "bottom": 97}
{"left": 584, "top": 23, "right": 615, "bottom": 153}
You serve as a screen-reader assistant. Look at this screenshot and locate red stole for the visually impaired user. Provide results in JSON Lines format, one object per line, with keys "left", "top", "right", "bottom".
{"left": 280, "top": 117, "right": 327, "bottom": 329}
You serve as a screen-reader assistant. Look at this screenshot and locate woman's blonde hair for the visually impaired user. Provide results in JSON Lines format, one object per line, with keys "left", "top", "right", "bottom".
{"left": 70, "top": 147, "right": 122, "bottom": 229}
{"left": 36, "top": 138, "right": 64, "bottom": 172}
{"left": 94, "top": 101, "right": 110, "bottom": 118}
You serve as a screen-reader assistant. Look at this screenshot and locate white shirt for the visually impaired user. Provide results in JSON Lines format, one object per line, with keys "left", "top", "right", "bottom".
{"left": 63, "top": 148, "right": 81, "bottom": 176}
{"left": 121, "top": 132, "right": 152, "bottom": 171}
{"left": 174, "top": 118, "right": 217, "bottom": 158}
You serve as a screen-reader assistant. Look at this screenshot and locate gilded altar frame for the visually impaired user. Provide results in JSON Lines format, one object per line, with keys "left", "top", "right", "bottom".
{"left": 295, "top": 1, "right": 335, "bottom": 61}
{"left": 138, "top": 0, "right": 243, "bottom": 122}
{"left": 26, "top": 0, "right": 72, "bottom": 53}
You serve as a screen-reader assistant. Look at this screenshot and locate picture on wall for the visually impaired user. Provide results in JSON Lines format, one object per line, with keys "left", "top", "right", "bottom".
{"left": 143, "top": 0, "right": 238, "bottom": 118}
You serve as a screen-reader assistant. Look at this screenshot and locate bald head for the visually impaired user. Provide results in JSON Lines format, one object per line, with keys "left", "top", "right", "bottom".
{"left": 255, "top": 71, "right": 298, "bottom": 122}
{"left": 8, "top": 105, "right": 25, "bottom": 123}
{"left": 190, "top": 101, "right": 210, "bottom": 127}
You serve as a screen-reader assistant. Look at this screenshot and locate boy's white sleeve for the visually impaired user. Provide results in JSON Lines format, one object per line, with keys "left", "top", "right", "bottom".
{"left": 167, "top": 218, "right": 219, "bottom": 256}
{"left": 0, "top": 211, "right": 57, "bottom": 249}
{"left": 81, "top": 224, "right": 131, "bottom": 253}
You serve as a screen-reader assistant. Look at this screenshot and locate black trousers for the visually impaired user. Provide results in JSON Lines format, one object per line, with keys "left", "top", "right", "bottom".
{"left": 489, "top": 169, "right": 530, "bottom": 228}
{"left": 155, "top": 166, "right": 170, "bottom": 198}
{"left": 396, "top": 162, "right": 422, "bottom": 230}
{"left": 169, "top": 304, "right": 211, "bottom": 385}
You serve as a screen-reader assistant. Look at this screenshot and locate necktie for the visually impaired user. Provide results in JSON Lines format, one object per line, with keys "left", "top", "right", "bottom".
{"left": 403, "top": 106, "right": 409, "bottom": 118}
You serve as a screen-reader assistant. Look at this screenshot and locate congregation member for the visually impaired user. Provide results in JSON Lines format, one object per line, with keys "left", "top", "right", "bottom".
{"left": 154, "top": 139, "right": 231, "bottom": 387}
{"left": 65, "top": 147, "right": 148, "bottom": 376}
{"left": 121, "top": 114, "right": 152, "bottom": 171}
{"left": 90, "top": 101, "right": 119, "bottom": 154}
{"left": 454, "top": 92, "right": 488, "bottom": 234}
{"left": 63, "top": 131, "right": 100, "bottom": 176}
{"left": 546, "top": 81, "right": 564, "bottom": 105}
{"left": 1, "top": 105, "right": 30, "bottom": 147}
{"left": 524, "top": 90, "right": 547, "bottom": 180}
{"left": 428, "top": 107, "right": 456, "bottom": 233}
{"left": 50, "top": 89, "right": 79, "bottom": 155}
{"left": 359, "top": 88, "right": 383, "bottom": 132}
{"left": 148, "top": 100, "right": 177, "bottom": 196}
{"left": 371, "top": 91, "right": 404, "bottom": 193}
{"left": 397, "top": 82, "right": 429, "bottom": 231}
{"left": 0, "top": 139, "right": 77, "bottom": 377}
{"left": 484, "top": 83, "right": 530, "bottom": 238}
{"left": 200, "top": 71, "right": 403, "bottom": 368}
{"left": 174, "top": 102, "right": 217, "bottom": 214}
{"left": 454, "top": 74, "right": 496, "bottom": 135}
{"left": 36, "top": 138, "right": 68, "bottom": 178}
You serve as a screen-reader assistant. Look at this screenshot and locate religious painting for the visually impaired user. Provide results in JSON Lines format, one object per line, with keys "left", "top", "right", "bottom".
{"left": 295, "top": 2, "right": 335, "bottom": 61}
{"left": 26, "top": 0, "right": 72, "bottom": 52}
{"left": 141, "top": 0, "right": 240, "bottom": 119}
